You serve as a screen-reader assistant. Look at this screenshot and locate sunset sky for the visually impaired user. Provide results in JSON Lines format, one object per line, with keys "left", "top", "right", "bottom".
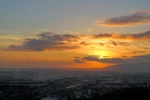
{"left": 0, "top": 0, "right": 150, "bottom": 69}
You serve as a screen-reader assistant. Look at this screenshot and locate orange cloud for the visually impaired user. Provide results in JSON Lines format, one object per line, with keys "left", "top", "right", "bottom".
{"left": 74, "top": 54, "right": 150, "bottom": 64}
{"left": 97, "top": 10, "right": 150, "bottom": 27}
{"left": 1, "top": 30, "right": 150, "bottom": 68}
{"left": 92, "top": 31, "right": 150, "bottom": 40}
{"left": 4, "top": 30, "right": 150, "bottom": 57}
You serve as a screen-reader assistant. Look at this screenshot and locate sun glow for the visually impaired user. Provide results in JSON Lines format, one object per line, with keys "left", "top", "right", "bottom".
{"left": 90, "top": 51, "right": 111, "bottom": 58}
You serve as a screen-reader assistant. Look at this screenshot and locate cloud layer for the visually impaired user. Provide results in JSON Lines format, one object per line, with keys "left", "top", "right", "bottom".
{"left": 74, "top": 54, "right": 150, "bottom": 64}
{"left": 9, "top": 32, "right": 80, "bottom": 51}
{"left": 92, "top": 30, "right": 150, "bottom": 40}
{"left": 98, "top": 10, "right": 150, "bottom": 26}
{"left": 8, "top": 30, "right": 150, "bottom": 51}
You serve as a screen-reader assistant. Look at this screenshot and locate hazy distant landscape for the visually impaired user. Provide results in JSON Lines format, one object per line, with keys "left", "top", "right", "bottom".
{"left": 0, "top": 68, "right": 150, "bottom": 100}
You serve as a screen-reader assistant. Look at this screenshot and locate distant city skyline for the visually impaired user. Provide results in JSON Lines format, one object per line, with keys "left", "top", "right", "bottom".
{"left": 0, "top": 0, "right": 150, "bottom": 70}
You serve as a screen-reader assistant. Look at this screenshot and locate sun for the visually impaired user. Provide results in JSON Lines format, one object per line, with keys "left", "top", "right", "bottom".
{"left": 90, "top": 50, "right": 110, "bottom": 58}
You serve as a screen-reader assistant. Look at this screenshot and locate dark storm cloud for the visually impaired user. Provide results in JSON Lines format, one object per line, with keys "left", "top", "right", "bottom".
{"left": 9, "top": 32, "right": 80, "bottom": 51}
{"left": 98, "top": 10, "right": 150, "bottom": 26}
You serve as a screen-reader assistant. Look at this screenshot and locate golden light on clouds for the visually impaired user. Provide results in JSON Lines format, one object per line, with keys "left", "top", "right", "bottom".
{"left": 0, "top": 30, "right": 150, "bottom": 68}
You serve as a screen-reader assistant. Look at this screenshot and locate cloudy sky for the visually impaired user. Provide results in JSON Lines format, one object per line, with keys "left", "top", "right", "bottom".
{"left": 0, "top": 0, "right": 150, "bottom": 69}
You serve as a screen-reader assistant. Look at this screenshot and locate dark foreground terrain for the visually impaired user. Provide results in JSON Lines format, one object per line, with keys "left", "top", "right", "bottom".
{"left": 93, "top": 87, "right": 150, "bottom": 100}
{"left": 1, "top": 69, "right": 150, "bottom": 100}
{"left": 1, "top": 84, "right": 150, "bottom": 100}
